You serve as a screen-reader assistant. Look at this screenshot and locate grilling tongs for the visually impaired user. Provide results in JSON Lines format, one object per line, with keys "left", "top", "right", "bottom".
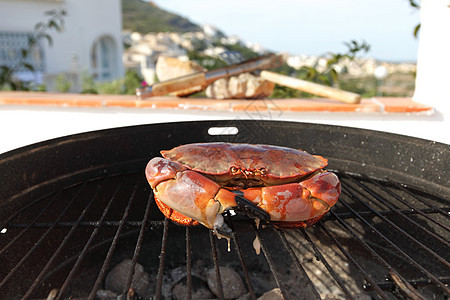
{"left": 136, "top": 54, "right": 283, "bottom": 99}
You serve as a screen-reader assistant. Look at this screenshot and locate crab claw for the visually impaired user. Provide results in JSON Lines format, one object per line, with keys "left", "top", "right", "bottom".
{"left": 239, "top": 171, "right": 340, "bottom": 227}
{"left": 146, "top": 157, "right": 268, "bottom": 237}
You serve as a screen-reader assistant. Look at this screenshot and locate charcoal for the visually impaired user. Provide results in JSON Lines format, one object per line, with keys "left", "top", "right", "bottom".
{"left": 172, "top": 275, "right": 214, "bottom": 300}
{"left": 257, "top": 288, "right": 283, "bottom": 300}
{"left": 95, "top": 289, "right": 118, "bottom": 300}
{"left": 105, "top": 259, "right": 150, "bottom": 297}
{"left": 206, "top": 266, "right": 247, "bottom": 299}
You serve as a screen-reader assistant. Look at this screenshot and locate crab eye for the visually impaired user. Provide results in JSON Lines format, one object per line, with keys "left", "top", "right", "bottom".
{"left": 230, "top": 166, "right": 238, "bottom": 173}
{"left": 259, "top": 168, "right": 267, "bottom": 175}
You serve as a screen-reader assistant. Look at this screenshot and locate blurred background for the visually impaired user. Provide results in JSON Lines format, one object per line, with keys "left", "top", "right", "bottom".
{"left": 0, "top": 0, "right": 420, "bottom": 96}
{"left": 0, "top": 0, "right": 449, "bottom": 152}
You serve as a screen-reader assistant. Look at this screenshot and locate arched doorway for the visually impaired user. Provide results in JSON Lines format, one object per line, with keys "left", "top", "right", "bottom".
{"left": 91, "top": 35, "right": 118, "bottom": 81}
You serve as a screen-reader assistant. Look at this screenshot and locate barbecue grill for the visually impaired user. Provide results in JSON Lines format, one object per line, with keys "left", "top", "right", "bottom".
{"left": 0, "top": 120, "right": 448, "bottom": 300}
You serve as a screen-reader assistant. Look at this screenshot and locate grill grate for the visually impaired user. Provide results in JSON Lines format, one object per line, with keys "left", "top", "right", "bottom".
{"left": 0, "top": 170, "right": 449, "bottom": 300}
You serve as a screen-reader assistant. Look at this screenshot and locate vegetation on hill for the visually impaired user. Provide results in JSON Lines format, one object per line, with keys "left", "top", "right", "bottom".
{"left": 122, "top": 0, "right": 201, "bottom": 33}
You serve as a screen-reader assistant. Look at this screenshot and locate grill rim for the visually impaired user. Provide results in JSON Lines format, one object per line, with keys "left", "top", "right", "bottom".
{"left": 0, "top": 120, "right": 448, "bottom": 206}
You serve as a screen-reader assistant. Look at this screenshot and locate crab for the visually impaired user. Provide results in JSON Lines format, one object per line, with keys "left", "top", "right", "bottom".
{"left": 145, "top": 142, "right": 340, "bottom": 237}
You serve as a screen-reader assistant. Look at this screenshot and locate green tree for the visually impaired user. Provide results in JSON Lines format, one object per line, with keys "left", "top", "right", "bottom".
{"left": 54, "top": 74, "right": 71, "bottom": 92}
{"left": 90, "top": 70, "right": 144, "bottom": 95}
{"left": 81, "top": 68, "right": 98, "bottom": 94}
{"left": 123, "top": 69, "right": 144, "bottom": 94}
{"left": 408, "top": 0, "right": 421, "bottom": 38}
{"left": 298, "top": 40, "right": 371, "bottom": 87}
{"left": 270, "top": 40, "right": 371, "bottom": 98}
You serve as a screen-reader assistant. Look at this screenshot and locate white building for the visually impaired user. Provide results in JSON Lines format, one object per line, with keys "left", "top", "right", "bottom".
{"left": 0, "top": 0, "right": 124, "bottom": 92}
{"left": 413, "top": 0, "right": 450, "bottom": 117}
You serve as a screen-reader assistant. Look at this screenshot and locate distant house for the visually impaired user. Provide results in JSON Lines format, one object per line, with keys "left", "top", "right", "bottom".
{"left": 0, "top": 0, "right": 124, "bottom": 92}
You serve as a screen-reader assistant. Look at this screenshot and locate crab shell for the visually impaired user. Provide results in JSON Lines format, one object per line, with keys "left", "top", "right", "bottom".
{"left": 145, "top": 143, "right": 340, "bottom": 233}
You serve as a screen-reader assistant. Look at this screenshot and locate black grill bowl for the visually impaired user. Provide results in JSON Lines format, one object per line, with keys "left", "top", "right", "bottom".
{"left": 0, "top": 120, "right": 449, "bottom": 299}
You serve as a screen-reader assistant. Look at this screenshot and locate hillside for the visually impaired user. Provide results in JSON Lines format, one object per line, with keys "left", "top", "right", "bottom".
{"left": 122, "top": 0, "right": 202, "bottom": 33}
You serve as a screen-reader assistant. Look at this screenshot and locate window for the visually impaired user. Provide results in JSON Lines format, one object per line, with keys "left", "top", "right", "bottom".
{"left": 91, "top": 35, "right": 117, "bottom": 81}
{"left": 0, "top": 31, "right": 45, "bottom": 72}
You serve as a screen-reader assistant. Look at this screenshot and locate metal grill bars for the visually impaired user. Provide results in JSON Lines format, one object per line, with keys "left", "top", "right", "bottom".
{"left": 0, "top": 171, "right": 448, "bottom": 299}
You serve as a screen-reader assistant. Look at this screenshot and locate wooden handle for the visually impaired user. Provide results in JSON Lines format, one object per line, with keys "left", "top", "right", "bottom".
{"left": 260, "top": 71, "right": 361, "bottom": 104}
{"left": 151, "top": 72, "right": 206, "bottom": 96}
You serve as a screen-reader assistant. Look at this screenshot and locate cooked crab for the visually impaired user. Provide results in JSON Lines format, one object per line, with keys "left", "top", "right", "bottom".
{"left": 145, "top": 143, "right": 340, "bottom": 237}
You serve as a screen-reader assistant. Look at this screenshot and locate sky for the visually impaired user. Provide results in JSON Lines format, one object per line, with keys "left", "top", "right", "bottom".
{"left": 152, "top": 0, "right": 421, "bottom": 62}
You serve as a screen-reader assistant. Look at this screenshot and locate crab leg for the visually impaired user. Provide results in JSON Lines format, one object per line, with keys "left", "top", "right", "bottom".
{"left": 145, "top": 157, "right": 269, "bottom": 236}
{"left": 240, "top": 171, "right": 340, "bottom": 224}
